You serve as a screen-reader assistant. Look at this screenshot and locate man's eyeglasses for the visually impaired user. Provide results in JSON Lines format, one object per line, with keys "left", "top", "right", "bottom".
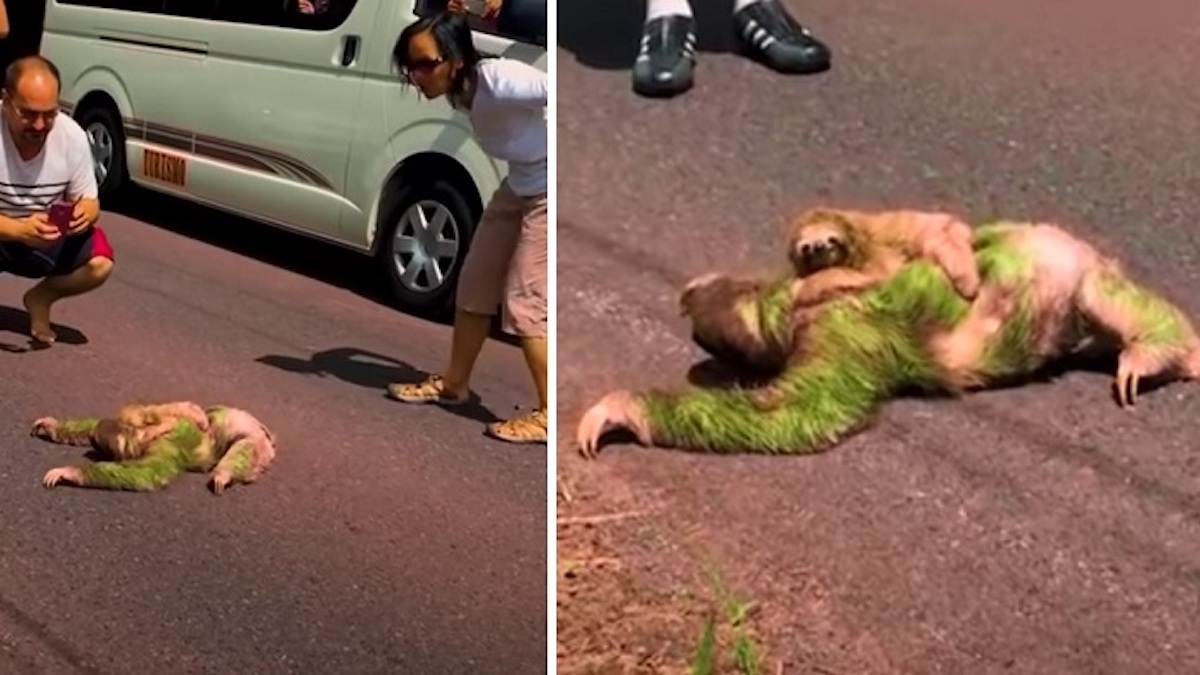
{"left": 3, "top": 98, "right": 59, "bottom": 124}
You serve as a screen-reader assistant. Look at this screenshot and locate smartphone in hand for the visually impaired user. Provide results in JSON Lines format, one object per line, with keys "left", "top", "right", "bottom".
{"left": 48, "top": 202, "right": 74, "bottom": 232}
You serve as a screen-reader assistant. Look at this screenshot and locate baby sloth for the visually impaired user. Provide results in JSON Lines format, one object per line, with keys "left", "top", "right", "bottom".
{"left": 30, "top": 401, "right": 210, "bottom": 455}
{"left": 681, "top": 207, "right": 987, "bottom": 412}
{"left": 31, "top": 403, "right": 277, "bottom": 495}
{"left": 785, "top": 207, "right": 982, "bottom": 310}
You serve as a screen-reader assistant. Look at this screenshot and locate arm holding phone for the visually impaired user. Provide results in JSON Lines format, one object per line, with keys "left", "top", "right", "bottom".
{"left": 0, "top": 213, "right": 62, "bottom": 248}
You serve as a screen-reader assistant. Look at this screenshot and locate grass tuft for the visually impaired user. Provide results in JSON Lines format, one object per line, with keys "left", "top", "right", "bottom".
{"left": 688, "top": 565, "right": 765, "bottom": 674}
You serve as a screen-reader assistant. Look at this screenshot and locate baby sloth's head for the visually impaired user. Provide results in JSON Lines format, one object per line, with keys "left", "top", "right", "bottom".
{"left": 787, "top": 209, "right": 856, "bottom": 277}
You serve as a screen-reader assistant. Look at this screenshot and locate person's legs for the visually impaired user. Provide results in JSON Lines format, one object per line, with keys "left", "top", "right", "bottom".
{"left": 632, "top": 0, "right": 697, "bottom": 98}
{"left": 386, "top": 184, "right": 524, "bottom": 404}
{"left": 732, "top": 0, "right": 831, "bottom": 74}
{"left": 485, "top": 193, "right": 548, "bottom": 444}
{"left": 23, "top": 226, "right": 115, "bottom": 344}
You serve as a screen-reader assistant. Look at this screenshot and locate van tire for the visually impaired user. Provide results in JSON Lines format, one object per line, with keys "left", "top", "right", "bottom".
{"left": 76, "top": 105, "right": 128, "bottom": 202}
{"left": 377, "top": 179, "right": 478, "bottom": 316}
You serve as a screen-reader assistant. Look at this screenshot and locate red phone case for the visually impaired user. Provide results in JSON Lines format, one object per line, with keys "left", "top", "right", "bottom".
{"left": 49, "top": 203, "right": 73, "bottom": 231}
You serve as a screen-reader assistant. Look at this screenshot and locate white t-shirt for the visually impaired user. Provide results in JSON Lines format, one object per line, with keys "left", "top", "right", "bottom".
{"left": 464, "top": 58, "right": 547, "bottom": 198}
{"left": 0, "top": 112, "right": 98, "bottom": 219}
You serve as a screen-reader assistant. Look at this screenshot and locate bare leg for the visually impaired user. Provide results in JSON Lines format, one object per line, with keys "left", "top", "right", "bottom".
{"left": 441, "top": 308, "right": 493, "bottom": 396}
{"left": 521, "top": 336, "right": 548, "bottom": 410}
{"left": 23, "top": 257, "right": 113, "bottom": 344}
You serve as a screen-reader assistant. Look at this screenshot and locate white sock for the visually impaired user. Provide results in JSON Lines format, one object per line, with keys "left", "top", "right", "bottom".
{"left": 733, "top": 0, "right": 763, "bottom": 11}
{"left": 645, "top": 0, "right": 693, "bottom": 23}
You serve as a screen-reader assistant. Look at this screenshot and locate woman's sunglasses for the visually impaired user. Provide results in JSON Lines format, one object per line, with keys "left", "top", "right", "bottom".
{"left": 402, "top": 56, "right": 445, "bottom": 79}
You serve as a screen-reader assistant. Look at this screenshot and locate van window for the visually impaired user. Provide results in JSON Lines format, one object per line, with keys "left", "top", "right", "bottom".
{"left": 413, "top": 0, "right": 545, "bottom": 47}
{"left": 56, "top": 0, "right": 359, "bottom": 30}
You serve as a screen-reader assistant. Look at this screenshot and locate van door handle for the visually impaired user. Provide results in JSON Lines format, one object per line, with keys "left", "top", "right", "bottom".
{"left": 340, "top": 35, "right": 361, "bottom": 67}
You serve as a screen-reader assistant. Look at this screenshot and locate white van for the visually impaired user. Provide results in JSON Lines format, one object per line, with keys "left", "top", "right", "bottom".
{"left": 39, "top": 0, "right": 547, "bottom": 313}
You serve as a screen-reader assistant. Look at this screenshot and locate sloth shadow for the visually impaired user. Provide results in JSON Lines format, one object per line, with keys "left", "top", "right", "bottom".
{"left": 0, "top": 305, "right": 88, "bottom": 353}
{"left": 558, "top": 0, "right": 738, "bottom": 71}
{"left": 255, "top": 346, "right": 502, "bottom": 424}
{"left": 684, "top": 353, "right": 1173, "bottom": 407}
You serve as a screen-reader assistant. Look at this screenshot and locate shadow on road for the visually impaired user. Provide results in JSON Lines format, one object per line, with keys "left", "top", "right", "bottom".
{"left": 558, "top": 0, "right": 737, "bottom": 71}
{"left": 0, "top": 305, "right": 88, "bottom": 353}
{"left": 255, "top": 346, "right": 502, "bottom": 424}
{"left": 113, "top": 187, "right": 520, "bottom": 347}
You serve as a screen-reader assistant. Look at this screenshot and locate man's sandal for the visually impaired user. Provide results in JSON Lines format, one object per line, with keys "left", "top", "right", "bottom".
{"left": 485, "top": 409, "right": 548, "bottom": 444}
{"left": 385, "top": 375, "right": 470, "bottom": 406}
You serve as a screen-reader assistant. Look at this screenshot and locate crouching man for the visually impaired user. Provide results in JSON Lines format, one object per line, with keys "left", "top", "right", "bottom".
{"left": 0, "top": 55, "right": 113, "bottom": 345}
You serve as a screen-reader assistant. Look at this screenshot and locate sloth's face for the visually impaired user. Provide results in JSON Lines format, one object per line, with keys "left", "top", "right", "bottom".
{"left": 789, "top": 222, "right": 851, "bottom": 276}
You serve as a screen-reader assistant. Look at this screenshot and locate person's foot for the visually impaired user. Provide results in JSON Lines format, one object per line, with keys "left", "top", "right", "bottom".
{"left": 733, "top": 0, "right": 831, "bottom": 74}
{"left": 385, "top": 374, "right": 470, "bottom": 406}
{"left": 486, "top": 408, "right": 547, "bottom": 445}
{"left": 632, "top": 14, "right": 698, "bottom": 98}
{"left": 22, "top": 287, "right": 56, "bottom": 345}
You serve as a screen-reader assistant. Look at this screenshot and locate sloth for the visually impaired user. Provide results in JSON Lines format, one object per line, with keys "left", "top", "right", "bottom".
{"left": 32, "top": 404, "right": 277, "bottom": 495}
{"left": 678, "top": 207, "right": 981, "bottom": 378}
{"left": 699, "top": 206, "right": 983, "bottom": 412}
{"left": 30, "top": 401, "right": 211, "bottom": 454}
{"left": 578, "top": 221, "right": 1200, "bottom": 457}
{"left": 784, "top": 207, "right": 981, "bottom": 310}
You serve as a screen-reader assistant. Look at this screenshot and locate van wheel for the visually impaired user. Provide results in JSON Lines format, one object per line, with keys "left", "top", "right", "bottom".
{"left": 377, "top": 179, "right": 478, "bottom": 315}
{"left": 77, "top": 106, "right": 128, "bottom": 201}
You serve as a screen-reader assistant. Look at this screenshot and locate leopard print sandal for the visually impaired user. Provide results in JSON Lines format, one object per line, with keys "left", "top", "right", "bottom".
{"left": 385, "top": 375, "right": 469, "bottom": 406}
{"left": 486, "top": 409, "right": 548, "bottom": 444}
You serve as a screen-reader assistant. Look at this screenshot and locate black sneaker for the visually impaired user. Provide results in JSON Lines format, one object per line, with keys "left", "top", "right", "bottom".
{"left": 632, "top": 14, "right": 698, "bottom": 98}
{"left": 733, "top": 0, "right": 831, "bottom": 74}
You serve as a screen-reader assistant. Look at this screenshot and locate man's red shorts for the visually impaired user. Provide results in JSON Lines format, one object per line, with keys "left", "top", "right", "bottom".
{"left": 0, "top": 225, "right": 114, "bottom": 279}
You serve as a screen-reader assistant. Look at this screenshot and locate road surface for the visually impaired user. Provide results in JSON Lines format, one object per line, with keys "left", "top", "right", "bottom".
{"left": 0, "top": 190, "right": 547, "bottom": 674}
{"left": 557, "top": 0, "right": 1200, "bottom": 672}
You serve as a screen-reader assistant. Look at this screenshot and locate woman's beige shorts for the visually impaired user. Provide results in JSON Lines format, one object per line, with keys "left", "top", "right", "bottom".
{"left": 454, "top": 181, "right": 548, "bottom": 338}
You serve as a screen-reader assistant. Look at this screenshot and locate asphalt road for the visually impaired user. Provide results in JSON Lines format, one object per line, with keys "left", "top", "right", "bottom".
{"left": 557, "top": 0, "right": 1200, "bottom": 672}
{"left": 0, "top": 190, "right": 547, "bottom": 674}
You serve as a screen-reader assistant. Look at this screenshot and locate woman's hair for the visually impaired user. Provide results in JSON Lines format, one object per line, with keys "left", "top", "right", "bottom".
{"left": 392, "top": 12, "right": 482, "bottom": 97}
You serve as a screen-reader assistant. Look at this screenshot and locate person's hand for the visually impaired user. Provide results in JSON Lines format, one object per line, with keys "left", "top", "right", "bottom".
{"left": 16, "top": 213, "right": 61, "bottom": 249}
{"left": 297, "top": 0, "right": 315, "bottom": 13}
{"left": 447, "top": 0, "right": 501, "bottom": 17}
{"left": 68, "top": 199, "right": 100, "bottom": 235}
